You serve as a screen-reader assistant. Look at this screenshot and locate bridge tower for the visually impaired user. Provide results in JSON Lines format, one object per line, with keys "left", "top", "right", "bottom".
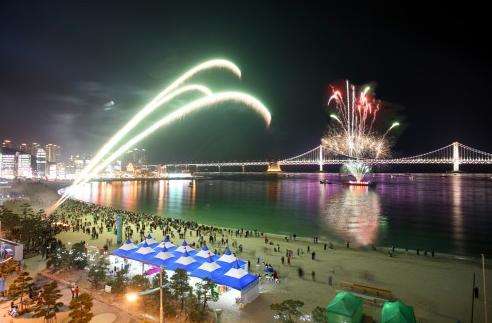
{"left": 452, "top": 141, "right": 460, "bottom": 172}
{"left": 319, "top": 145, "right": 323, "bottom": 172}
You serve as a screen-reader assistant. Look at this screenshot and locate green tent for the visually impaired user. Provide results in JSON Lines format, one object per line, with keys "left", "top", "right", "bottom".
{"left": 381, "top": 300, "right": 416, "bottom": 323}
{"left": 326, "top": 291, "right": 363, "bottom": 323}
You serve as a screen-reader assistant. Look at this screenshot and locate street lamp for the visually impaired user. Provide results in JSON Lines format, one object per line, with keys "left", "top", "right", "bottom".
{"left": 126, "top": 292, "right": 138, "bottom": 303}
{"left": 125, "top": 267, "right": 165, "bottom": 323}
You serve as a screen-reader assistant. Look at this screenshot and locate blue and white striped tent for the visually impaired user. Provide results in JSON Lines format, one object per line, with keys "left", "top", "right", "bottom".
{"left": 216, "top": 247, "right": 246, "bottom": 268}
{"left": 148, "top": 248, "right": 177, "bottom": 268}
{"left": 166, "top": 250, "right": 200, "bottom": 271}
{"left": 144, "top": 233, "right": 158, "bottom": 246}
{"left": 174, "top": 240, "right": 196, "bottom": 255}
{"left": 112, "top": 239, "right": 137, "bottom": 258}
{"left": 194, "top": 244, "right": 218, "bottom": 261}
{"left": 112, "top": 241, "right": 258, "bottom": 294}
{"left": 212, "top": 261, "right": 258, "bottom": 291}
{"left": 128, "top": 241, "right": 155, "bottom": 262}
{"left": 159, "top": 235, "right": 176, "bottom": 250}
{"left": 190, "top": 256, "right": 222, "bottom": 280}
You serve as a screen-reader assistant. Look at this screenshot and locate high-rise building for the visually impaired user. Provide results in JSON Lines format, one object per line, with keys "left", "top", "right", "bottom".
{"left": 31, "top": 142, "right": 40, "bottom": 156}
{"left": 56, "top": 162, "right": 66, "bottom": 179}
{"left": 2, "top": 139, "right": 13, "bottom": 149}
{"left": 47, "top": 162, "right": 57, "bottom": 180}
{"left": 17, "top": 153, "right": 32, "bottom": 178}
{"left": 36, "top": 148, "right": 47, "bottom": 178}
{"left": 45, "top": 144, "right": 61, "bottom": 163}
{"left": 125, "top": 148, "right": 147, "bottom": 166}
{"left": 18, "top": 143, "right": 29, "bottom": 153}
{"left": 0, "top": 153, "right": 16, "bottom": 179}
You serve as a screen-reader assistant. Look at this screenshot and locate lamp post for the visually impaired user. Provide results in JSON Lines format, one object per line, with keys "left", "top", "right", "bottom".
{"left": 160, "top": 267, "right": 163, "bottom": 323}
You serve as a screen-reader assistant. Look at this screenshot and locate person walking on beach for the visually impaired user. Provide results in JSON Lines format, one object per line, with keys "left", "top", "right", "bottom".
{"left": 311, "top": 271, "right": 316, "bottom": 281}
{"left": 324, "top": 243, "right": 327, "bottom": 251}
{"left": 298, "top": 267, "right": 304, "bottom": 279}
{"left": 70, "top": 284, "right": 75, "bottom": 299}
{"left": 311, "top": 251, "right": 316, "bottom": 260}
{"left": 281, "top": 256, "right": 285, "bottom": 265}
{"left": 328, "top": 275, "right": 333, "bottom": 286}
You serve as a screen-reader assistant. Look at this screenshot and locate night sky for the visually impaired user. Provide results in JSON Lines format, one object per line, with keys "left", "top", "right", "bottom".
{"left": 1, "top": 1, "right": 491, "bottom": 163}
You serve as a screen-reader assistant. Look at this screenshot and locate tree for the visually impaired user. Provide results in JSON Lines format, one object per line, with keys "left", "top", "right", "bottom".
{"left": 46, "top": 245, "right": 71, "bottom": 270}
{"left": 71, "top": 241, "right": 88, "bottom": 270}
{"left": 185, "top": 294, "right": 205, "bottom": 322}
{"left": 147, "top": 271, "right": 176, "bottom": 318}
{"left": 128, "top": 274, "right": 150, "bottom": 291}
{"left": 7, "top": 270, "right": 33, "bottom": 312}
{"left": 195, "top": 279, "right": 219, "bottom": 311}
{"left": 270, "top": 299, "right": 305, "bottom": 323}
{"left": 32, "top": 281, "right": 64, "bottom": 323}
{"left": 88, "top": 255, "right": 109, "bottom": 289}
{"left": 311, "top": 306, "right": 328, "bottom": 323}
{"left": 170, "top": 269, "right": 192, "bottom": 312}
{"left": 69, "top": 292, "right": 94, "bottom": 323}
{"left": 109, "top": 268, "right": 128, "bottom": 294}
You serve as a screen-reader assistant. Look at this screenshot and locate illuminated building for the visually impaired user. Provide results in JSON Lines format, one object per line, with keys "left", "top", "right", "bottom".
{"left": 124, "top": 148, "right": 147, "bottom": 166}
{"left": 18, "top": 143, "right": 29, "bottom": 153}
{"left": 57, "top": 162, "right": 66, "bottom": 179}
{"left": 0, "top": 153, "right": 16, "bottom": 179}
{"left": 30, "top": 143, "right": 40, "bottom": 156}
{"left": 47, "top": 163, "right": 57, "bottom": 180}
{"left": 2, "top": 139, "right": 13, "bottom": 149}
{"left": 36, "top": 148, "right": 47, "bottom": 178}
{"left": 45, "top": 144, "right": 61, "bottom": 163}
{"left": 17, "top": 153, "right": 32, "bottom": 178}
{"left": 113, "top": 160, "right": 122, "bottom": 172}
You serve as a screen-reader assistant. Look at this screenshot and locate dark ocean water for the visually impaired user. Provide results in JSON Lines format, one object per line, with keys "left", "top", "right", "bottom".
{"left": 71, "top": 173, "right": 492, "bottom": 256}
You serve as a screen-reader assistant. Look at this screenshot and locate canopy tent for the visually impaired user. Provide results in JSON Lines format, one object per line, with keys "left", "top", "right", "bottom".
{"left": 326, "top": 291, "right": 363, "bottom": 323}
{"left": 157, "top": 235, "right": 176, "bottom": 250}
{"left": 174, "top": 240, "right": 196, "bottom": 254}
{"left": 111, "top": 241, "right": 257, "bottom": 294}
{"left": 190, "top": 257, "right": 222, "bottom": 280}
{"left": 212, "top": 261, "right": 258, "bottom": 291}
{"left": 112, "top": 239, "right": 137, "bottom": 258}
{"left": 148, "top": 250, "right": 177, "bottom": 268}
{"left": 128, "top": 242, "right": 155, "bottom": 262}
{"left": 381, "top": 300, "right": 416, "bottom": 323}
{"left": 194, "top": 244, "right": 217, "bottom": 260}
{"left": 216, "top": 248, "right": 246, "bottom": 268}
{"left": 144, "top": 233, "right": 158, "bottom": 246}
{"left": 165, "top": 251, "right": 200, "bottom": 271}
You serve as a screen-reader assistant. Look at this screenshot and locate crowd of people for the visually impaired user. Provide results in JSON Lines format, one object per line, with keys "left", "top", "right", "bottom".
{"left": 53, "top": 199, "right": 338, "bottom": 289}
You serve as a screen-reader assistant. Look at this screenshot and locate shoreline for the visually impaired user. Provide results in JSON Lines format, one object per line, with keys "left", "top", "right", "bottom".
{"left": 65, "top": 197, "right": 483, "bottom": 264}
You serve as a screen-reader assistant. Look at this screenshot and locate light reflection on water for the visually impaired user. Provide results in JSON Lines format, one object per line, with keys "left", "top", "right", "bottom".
{"left": 70, "top": 173, "right": 492, "bottom": 256}
{"left": 321, "top": 186, "right": 380, "bottom": 246}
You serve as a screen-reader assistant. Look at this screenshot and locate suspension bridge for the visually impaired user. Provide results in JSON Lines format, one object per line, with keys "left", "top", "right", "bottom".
{"left": 165, "top": 142, "right": 492, "bottom": 172}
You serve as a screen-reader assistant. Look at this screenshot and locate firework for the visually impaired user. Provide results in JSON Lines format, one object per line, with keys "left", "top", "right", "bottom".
{"left": 50, "top": 91, "right": 270, "bottom": 212}
{"left": 68, "top": 59, "right": 239, "bottom": 192}
{"left": 49, "top": 59, "right": 267, "bottom": 213}
{"left": 322, "top": 80, "right": 398, "bottom": 182}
